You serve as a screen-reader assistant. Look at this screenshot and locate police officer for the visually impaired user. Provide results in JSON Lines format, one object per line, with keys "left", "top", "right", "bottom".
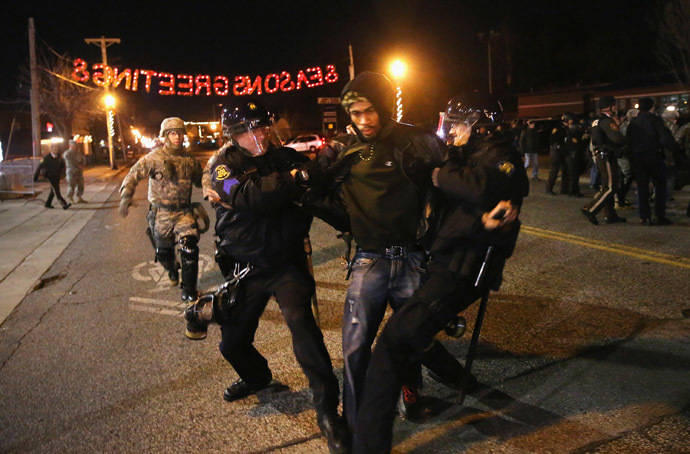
{"left": 63, "top": 140, "right": 87, "bottom": 203}
{"left": 546, "top": 115, "right": 570, "bottom": 195}
{"left": 119, "top": 117, "right": 204, "bottom": 305}
{"left": 201, "top": 100, "right": 348, "bottom": 454}
{"left": 581, "top": 96, "right": 627, "bottom": 225}
{"left": 562, "top": 113, "right": 585, "bottom": 197}
{"left": 351, "top": 93, "right": 529, "bottom": 453}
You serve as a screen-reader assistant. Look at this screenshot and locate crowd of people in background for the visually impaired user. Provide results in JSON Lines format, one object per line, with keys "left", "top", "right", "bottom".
{"left": 487, "top": 98, "right": 690, "bottom": 225}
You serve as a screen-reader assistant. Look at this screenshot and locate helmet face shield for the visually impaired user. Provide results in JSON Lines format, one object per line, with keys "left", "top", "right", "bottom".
{"left": 230, "top": 119, "right": 281, "bottom": 156}
{"left": 437, "top": 111, "right": 481, "bottom": 146}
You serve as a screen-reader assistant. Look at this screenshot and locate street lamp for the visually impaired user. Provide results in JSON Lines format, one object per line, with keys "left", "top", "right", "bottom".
{"left": 103, "top": 94, "right": 117, "bottom": 169}
{"left": 390, "top": 59, "right": 406, "bottom": 122}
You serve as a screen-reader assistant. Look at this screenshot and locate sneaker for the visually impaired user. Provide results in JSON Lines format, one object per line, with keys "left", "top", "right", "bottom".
{"left": 581, "top": 208, "right": 598, "bottom": 225}
{"left": 397, "top": 385, "right": 421, "bottom": 420}
{"left": 546, "top": 190, "right": 557, "bottom": 195}
{"left": 77, "top": 197, "right": 87, "bottom": 203}
{"left": 640, "top": 218, "right": 652, "bottom": 226}
{"left": 317, "top": 412, "right": 350, "bottom": 454}
{"left": 62, "top": 203, "right": 71, "bottom": 210}
{"left": 44, "top": 204, "right": 54, "bottom": 209}
{"left": 223, "top": 378, "right": 272, "bottom": 402}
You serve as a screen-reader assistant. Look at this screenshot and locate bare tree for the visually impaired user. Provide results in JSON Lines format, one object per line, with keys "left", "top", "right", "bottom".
{"left": 656, "top": 0, "right": 690, "bottom": 88}
{"left": 20, "top": 48, "right": 98, "bottom": 140}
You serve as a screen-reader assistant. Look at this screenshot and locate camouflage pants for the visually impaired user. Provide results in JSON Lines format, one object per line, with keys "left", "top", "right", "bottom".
{"left": 66, "top": 169, "right": 84, "bottom": 198}
{"left": 146, "top": 207, "right": 199, "bottom": 249}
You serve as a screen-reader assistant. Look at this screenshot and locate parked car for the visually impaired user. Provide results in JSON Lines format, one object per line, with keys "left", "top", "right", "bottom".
{"left": 284, "top": 134, "right": 324, "bottom": 156}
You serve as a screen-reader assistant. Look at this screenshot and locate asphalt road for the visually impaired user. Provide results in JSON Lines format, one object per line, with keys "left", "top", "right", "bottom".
{"left": 0, "top": 155, "right": 689, "bottom": 453}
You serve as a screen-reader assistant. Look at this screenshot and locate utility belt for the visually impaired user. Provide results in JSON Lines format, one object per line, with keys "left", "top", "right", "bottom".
{"left": 152, "top": 203, "right": 191, "bottom": 211}
{"left": 357, "top": 243, "right": 425, "bottom": 258}
{"left": 150, "top": 202, "right": 210, "bottom": 233}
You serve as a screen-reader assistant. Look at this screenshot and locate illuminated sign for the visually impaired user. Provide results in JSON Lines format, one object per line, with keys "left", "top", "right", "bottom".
{"left": 72, "top": 59, "right": 339, "bottom": 97}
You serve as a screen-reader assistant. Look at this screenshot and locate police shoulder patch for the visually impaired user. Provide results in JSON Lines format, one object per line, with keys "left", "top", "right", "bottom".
{"left": 214, "top": 165, "right": 231, "bottom": 180}
{"left": 498, "top": 160, "right": 515, "bottom": 175}
{"left": 592, "top": 119, "right": 599, "bottom": 127}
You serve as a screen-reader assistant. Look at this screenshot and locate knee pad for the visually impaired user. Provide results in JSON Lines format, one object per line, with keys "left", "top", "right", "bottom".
{"left": 179, "top": 235, "right": 199, "bottom": 259}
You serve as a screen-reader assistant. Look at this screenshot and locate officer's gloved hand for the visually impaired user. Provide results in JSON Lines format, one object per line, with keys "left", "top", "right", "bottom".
{"left": 119, "top": 197, "right": 132, "bottom": 218}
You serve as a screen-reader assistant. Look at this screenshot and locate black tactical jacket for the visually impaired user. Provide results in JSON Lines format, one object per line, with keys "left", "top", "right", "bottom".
{"left": 209, "top": 145, "right": 311, "bottom": 268}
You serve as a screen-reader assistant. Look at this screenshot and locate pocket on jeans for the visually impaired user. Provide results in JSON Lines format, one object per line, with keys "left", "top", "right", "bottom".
{"left": 351, "top": 256, "right": 377, "bottom": 270}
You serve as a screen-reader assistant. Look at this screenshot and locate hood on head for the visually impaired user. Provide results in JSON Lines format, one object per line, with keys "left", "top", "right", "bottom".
{"left": 340, "top": 72, "right": 395, "bottom": 123}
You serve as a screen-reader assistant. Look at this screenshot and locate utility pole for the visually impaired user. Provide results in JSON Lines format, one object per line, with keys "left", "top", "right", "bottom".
{"left": 348, "top": 44, "right": 355, "bottom": 80}
{"left": 478, "top": 30, "right": 500, "bottom": 94}
{"left": 85, "top": 36, "right": 120, "bottom": 169}
{"left": 28, "top": 18, "right": 41, "bottom": 159}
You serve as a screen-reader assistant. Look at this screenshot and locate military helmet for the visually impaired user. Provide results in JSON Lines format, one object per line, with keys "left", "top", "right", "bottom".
{"left": 222, "top": 99, "right": 272, "bottom": 139}
{"left": 159, "top": 117, "right": 186, "bottom": 138}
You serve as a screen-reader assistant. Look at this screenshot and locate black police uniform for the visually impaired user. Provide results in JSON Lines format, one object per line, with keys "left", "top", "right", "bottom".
{"left": 546, "top": 122, "right": 569, "bottom": 194}
{"left": 208, "top": 144, "right": 341, "bottom": 417}
{"left": 352, "top": 133, "right": 529, "bottom": 453}
{"left": 564, "top": 122, "right": 585, "bottom": 196}
{"left": 582, "top": 112, "right": 626, "bottom": 223}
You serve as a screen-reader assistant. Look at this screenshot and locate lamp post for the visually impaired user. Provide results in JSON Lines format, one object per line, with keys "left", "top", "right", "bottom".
{"left": 390, "top": 59, "right": 406, "bottom": 122}
{"left": 104, "top": 94, "right": 117, "bottom": 169}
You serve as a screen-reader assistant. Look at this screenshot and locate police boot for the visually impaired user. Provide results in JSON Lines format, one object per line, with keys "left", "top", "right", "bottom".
{"left": 316, "top": 411, "right": 350, "bottom": 454}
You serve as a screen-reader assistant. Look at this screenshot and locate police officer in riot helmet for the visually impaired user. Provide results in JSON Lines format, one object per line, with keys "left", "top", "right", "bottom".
{"left": 351, "top": 92, "right": 529, "bottom": 453}
{"left": 200, "top": 99, "right": 349, "bottom": 454}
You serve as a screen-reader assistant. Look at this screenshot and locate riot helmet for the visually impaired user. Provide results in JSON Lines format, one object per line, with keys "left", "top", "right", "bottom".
{"left": 221, "top": 99, "right": 279, "bottom": 156}
{"left": 437, "top": 91, "right": 503, "bottom": 146}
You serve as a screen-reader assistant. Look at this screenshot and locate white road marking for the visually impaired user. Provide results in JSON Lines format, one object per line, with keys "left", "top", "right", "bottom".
{"left": 128, "top": 304, "right": 183, "bottom": 317}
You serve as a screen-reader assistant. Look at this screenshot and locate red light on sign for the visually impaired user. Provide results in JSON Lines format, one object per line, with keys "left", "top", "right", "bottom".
{"left": 46, "top": 122, "right": 54, "bottom": 132}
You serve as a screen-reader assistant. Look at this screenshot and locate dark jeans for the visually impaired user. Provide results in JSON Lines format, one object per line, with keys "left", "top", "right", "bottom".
{"left": 584, "top": 154, "right": 620, "bottom": 219}
{"left": 218, "top": 259, "right": 340, "bottom": 414}
{"left": 45, "top": 176, "right": 68, "bottom": 207}
{"left": 341, "top": 249, "right": 462, "bottom": 432}
{"left": 352, "top": 261, "right": 481, "bottom": 453}
{"left": 630, "top": 152, "right": 667, "bottom": 220}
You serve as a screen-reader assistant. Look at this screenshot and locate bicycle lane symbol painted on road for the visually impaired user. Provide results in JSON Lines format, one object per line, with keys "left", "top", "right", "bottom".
{"left": 131, "top": 253, "right": 216, "bottom": 293}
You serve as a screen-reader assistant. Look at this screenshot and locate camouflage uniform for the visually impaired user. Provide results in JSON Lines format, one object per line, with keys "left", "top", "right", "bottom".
{"left": 120, "top": 141, "right": 203, "bottom": 299}
{"left": 63, "top": 143, "right": 86, "bottom": 201}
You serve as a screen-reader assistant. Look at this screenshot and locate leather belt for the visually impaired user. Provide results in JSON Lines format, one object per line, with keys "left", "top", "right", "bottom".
{"left": 360, "top": 244, "right": 425, "bottom": 258}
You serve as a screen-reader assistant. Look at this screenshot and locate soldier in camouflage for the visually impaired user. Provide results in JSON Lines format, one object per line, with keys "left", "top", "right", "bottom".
{"left": 63, "top": 140, "right": 87, "bottom": 203}
{"left": 119, "top": 117, "right": 204, "bottom": 312}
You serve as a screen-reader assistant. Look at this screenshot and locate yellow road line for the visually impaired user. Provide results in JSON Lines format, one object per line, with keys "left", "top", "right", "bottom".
{"left": 521, "top": 226, "right": 690, "bottom": 270}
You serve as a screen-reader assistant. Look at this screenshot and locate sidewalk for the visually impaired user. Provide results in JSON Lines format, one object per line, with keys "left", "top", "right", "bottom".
{"left": 0, "top": 165, "right": 125, "bottom": 325}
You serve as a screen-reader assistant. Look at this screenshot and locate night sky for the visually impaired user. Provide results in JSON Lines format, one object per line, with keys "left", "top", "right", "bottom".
{"left": 1, "top": 0, "right": 663, "bottom": 135}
